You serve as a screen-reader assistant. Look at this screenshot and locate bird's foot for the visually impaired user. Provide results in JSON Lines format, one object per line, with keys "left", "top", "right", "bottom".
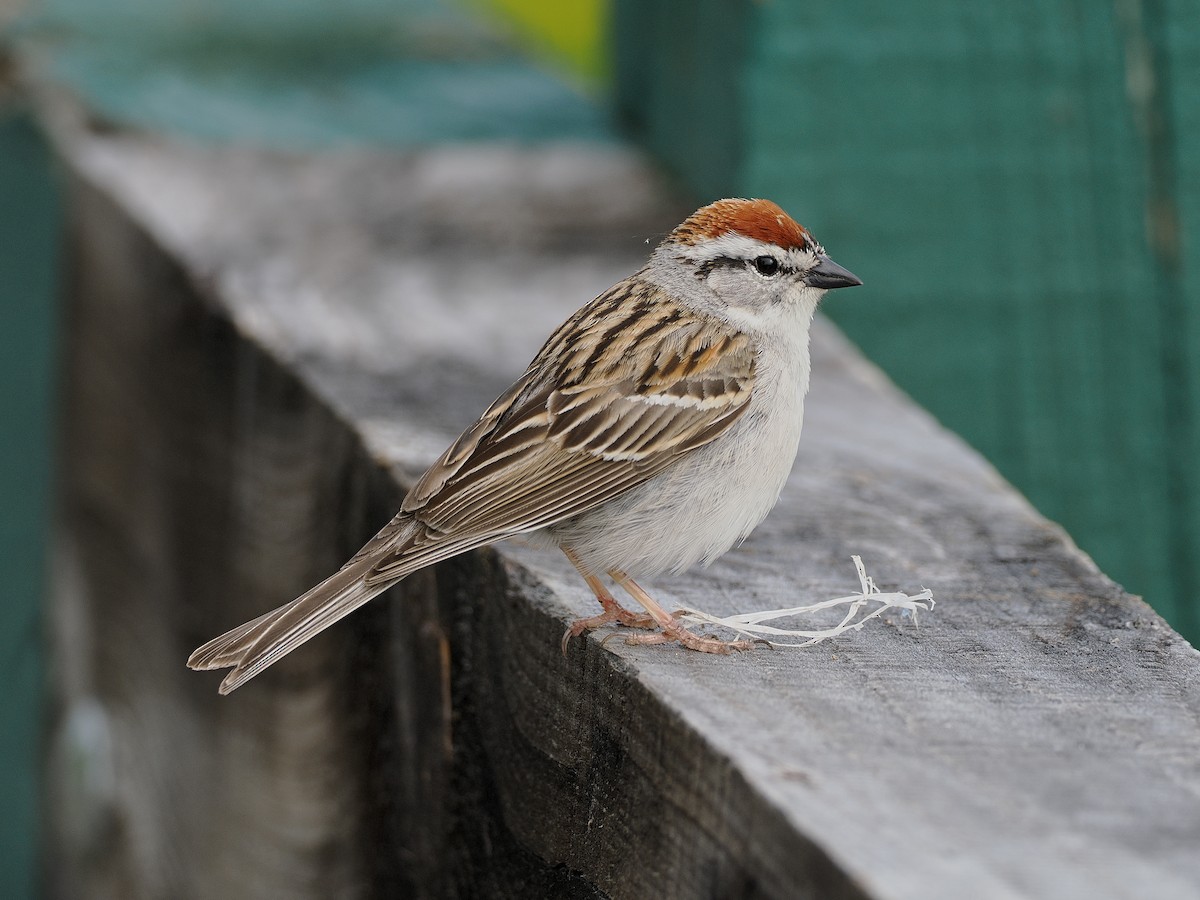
{"left": 561, "top": 546, "right": 674, "bottom": 653}
{"left": 562, "top": 606, "right": 662, "bottom": 654}
{"left": 623, "top": 621, "right": 754, "bottom": 654}
{"left": 557, "top": 549, "right": 752, "bottom": 655}
{"left": 606, "top": 566, "right": 754, "bottom": 653}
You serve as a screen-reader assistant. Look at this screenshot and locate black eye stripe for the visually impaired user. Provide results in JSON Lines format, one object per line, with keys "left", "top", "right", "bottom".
{"left": 694, "top": 257, "right": 741, "bottom": 278}
{"left": 694, "top": 255, "right": 793, "bottom": 278}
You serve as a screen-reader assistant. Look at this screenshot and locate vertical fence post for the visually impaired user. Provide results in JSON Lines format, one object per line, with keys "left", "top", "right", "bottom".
{"left": 0, "top": 99, "right": 61, "bottom": 900}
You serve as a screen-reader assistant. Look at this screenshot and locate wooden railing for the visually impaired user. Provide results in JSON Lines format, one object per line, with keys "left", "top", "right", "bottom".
{"left": 39, "top": 92, "right": 1200, "bottom": 900}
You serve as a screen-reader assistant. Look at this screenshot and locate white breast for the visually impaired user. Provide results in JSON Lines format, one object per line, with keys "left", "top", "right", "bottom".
{"left": 549, "top": 306, "right": 813, "bottom": 578}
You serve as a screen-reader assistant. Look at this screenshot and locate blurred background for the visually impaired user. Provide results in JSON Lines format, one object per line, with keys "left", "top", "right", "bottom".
{"left": 1, "top": 0, "right": 1196, "bottom": 895}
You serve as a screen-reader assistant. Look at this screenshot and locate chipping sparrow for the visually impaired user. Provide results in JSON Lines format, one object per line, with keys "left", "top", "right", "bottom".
{"left": 189, "top": 198, "right": 861, "bottom": 693}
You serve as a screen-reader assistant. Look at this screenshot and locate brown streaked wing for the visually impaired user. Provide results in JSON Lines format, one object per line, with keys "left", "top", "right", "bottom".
{"left": 367, "top": 291, "right": 756, "bottom": 583}
{"left": 401, "top": 367, "right": 542, "bottom": 513}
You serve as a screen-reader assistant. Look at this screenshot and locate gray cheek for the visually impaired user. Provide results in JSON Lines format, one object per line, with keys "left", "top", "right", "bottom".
{"left": 705, "top": 267, "right": 739, "bottom": 292}
{"left": 707, "top": 268, "right": 775, "bottom": 308}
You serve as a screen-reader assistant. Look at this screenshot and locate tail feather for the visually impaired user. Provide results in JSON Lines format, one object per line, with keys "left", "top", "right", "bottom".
{"left": 189, "top": 515, "right": 423, "bottom": 694}
{"left": 187, "top": 606, "right": 290, "bottom": 670}
{"left": 188, "top": 558, "right": 397, "bottom": 694}
{"left": 189, "top": 515, "right": 509, "bottom": 694}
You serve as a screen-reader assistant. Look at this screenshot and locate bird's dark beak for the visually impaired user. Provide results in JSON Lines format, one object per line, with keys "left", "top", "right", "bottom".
{"left": 803, "top": 255, "right": 863, "bottom": 290}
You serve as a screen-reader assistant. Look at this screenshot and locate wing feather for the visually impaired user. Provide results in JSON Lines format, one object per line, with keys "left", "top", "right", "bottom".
{"left": 370, "top": 283, "right": 757, "bottom": 581}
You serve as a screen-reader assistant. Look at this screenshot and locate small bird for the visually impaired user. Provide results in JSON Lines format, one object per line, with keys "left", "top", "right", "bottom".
{"left": 189, "top": 198, "right": 861, "bottom": 693}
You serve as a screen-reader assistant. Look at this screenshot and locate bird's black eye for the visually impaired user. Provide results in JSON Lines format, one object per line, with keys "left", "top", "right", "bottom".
{"left": 753, "top": 255, "right": 781, "bottom": 276}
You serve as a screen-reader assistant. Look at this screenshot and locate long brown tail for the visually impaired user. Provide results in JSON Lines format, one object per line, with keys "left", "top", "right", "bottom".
{"left": 189, "top": 512, "right": 511, "bottom": 693}
{"left": 187, "top": 552, "right": 401, "bottom": 694}
{"left": 188, "top": 513, "right": 431, "bottom": 694}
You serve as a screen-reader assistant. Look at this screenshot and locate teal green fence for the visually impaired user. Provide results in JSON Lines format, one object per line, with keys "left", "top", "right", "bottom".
{"left": 14, "top": 0, "right": 609, "bottom": 147}
{"left": 0, "top": 103, "right": 60, "bottom": 900}
{"left": 615, "top": 0, "right": 1200, "bottom": 642}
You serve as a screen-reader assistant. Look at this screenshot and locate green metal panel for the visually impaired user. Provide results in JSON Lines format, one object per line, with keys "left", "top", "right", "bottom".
{"left": 0, "top": 105, "right": 60, "bottom": 900}
{"left": 614, "top": 0, "right": 1200, "bottom": 642}
{"left": 614, "top": 0, "right": 746, "bottom": 199}
{"left": 1159, "top": 0, "right": 1200, "bottom": 639}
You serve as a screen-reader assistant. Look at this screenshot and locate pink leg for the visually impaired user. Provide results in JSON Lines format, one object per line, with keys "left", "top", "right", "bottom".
{"left": 561, "top": 547, "right": 658, "bottom": 653}
{"left": 608, "top": 569, "right": 753, "bottom": 654}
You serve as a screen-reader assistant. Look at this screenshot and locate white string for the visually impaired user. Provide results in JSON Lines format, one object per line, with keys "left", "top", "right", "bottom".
{"left": 678, "top": 556, "right": 934, "bottom": 647}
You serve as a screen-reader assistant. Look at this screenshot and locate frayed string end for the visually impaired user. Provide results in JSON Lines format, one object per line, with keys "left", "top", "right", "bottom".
{"left": 678, "top": 556, "right": 934, "bottom": 648}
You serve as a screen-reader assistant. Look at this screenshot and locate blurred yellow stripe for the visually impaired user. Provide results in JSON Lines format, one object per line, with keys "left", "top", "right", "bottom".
{"left": 472, "top": 0, "right": 609, "bottom": 84}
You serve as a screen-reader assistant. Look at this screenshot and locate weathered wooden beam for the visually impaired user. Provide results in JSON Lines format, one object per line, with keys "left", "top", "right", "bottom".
{"left": 42, "top": 107, "right": 1200, "bottom": 899}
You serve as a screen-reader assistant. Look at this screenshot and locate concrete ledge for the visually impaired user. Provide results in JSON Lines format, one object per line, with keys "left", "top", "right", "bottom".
{"left": 43, "top": 110, "right": 1200, "bottom": 899}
